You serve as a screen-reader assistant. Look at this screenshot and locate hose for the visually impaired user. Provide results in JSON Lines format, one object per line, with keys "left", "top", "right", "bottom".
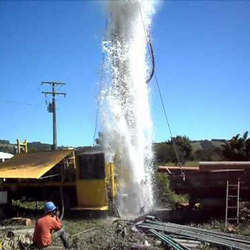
{"left": 59, "top": 163, "right": 65, "bottom": 221}
{"left": 59, "top": 185, "right": 64, "bottom": 221}
{"left": 146, "top": 40, "right": 155, "bottom": 84}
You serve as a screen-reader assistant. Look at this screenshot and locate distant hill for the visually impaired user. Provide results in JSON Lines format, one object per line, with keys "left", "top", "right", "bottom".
{"left": 0, "top": 139, "right": 103, "bottom": 155}
{"left": 153, "top": 139, "right": 226, "bottom": 152}
{"left": 191, "top": 139, "right": 226, "bottom": 152}
{"left": 0, "top": 138, "right": 227, "bottom": 162}
{"left": 0, "top": 140, "right": 53, "bottom": 154}
{"left": 153, "top": 139, "right": 227, "bottom": 163}
{"left": 0, "top": 139, "right": 16, "bottom": 154}
{"left": 27, "top": 142, "right": 52, "bottom": 152}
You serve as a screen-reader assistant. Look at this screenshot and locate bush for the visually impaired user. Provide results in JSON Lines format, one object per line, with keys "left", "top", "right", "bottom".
{"left": 153, "top": 172, "right": 188, "bottom": 207}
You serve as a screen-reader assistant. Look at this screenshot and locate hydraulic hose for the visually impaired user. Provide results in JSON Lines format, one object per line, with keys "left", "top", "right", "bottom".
{"left": 59, "top": 164, "right": 65, "bottom": 221}
{"left": 146, "top": 40, "right": 155, "bottom": 84}
{"left": 59, "top": 185, "right": 64, "bottom": 221}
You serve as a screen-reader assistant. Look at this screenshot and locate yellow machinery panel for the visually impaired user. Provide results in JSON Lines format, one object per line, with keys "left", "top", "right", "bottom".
{"left": 105, "top": 163, "right": 116, "bottom": 199}
{"left": 76, "top": 179, "right": 108, "bottom": 210}
{"left": 75, "top": 152, "right": 111, "bottom": 210}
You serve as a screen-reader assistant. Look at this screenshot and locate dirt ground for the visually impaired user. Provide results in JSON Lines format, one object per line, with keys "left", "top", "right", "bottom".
{"left": 1, "top": 207, "right": 250, "bottom": 249}
{"left": 0, "top": 211, "right": 164, "bottom": 250}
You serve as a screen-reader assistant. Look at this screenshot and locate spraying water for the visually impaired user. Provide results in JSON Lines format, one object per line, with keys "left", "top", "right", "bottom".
{"left": 99, "top": 0, "right": 156, "bottom": 217}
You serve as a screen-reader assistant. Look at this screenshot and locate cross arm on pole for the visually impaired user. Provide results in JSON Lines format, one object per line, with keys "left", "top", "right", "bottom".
{"left": 42, "top": 91, "right": 66, "bottom": 97}
{"left": 41, "top": 81, "right": 66, "bottom": 86}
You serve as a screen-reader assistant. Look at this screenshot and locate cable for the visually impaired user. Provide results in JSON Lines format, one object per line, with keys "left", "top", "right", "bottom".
{"left": 136, "top": 1, "right": 182, "bottom": 166}
{"left": 59, "top": 185, "right": 64, "bottom": 221}
{"left": 136, "top": 1, "right": 155, "bottom": 84}
{"left": 59, "top": 161, "right": 65, "bottom": 221}
{"left": 154, "top": 75, "right": 181, "bottom": 165}
{"left": 93, "top": 109, "right": 99, "bottom": 146}
{"left": 93, "top": 18, "right": 109, "bottom": 146}
{"left": 92, "top": 52, "right": 103, "bottom": 147}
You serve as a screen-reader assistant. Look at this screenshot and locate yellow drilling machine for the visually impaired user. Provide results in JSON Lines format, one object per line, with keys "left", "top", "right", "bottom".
{"left": 0, "top": 147, "right": 116, "bottom": 215}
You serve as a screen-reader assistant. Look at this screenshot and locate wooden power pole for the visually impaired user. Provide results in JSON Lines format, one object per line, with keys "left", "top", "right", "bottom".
{"left": 41, "top": 81, "right": 66, "bottom": 150}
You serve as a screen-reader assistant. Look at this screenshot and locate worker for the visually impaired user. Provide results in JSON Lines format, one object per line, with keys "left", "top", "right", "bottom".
{"left": 33, "top": 201, "right": 70, "bottom": 249}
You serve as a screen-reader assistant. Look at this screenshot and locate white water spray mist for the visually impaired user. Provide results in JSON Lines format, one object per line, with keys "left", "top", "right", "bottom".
{"left": 99, "top": 0, "right": 156, "bottom": 217}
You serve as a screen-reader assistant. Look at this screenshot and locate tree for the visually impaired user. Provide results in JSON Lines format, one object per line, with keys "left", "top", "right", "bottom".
{"left": 194, "top": 146, "right": 225, "bottom": 161}
{"left": 153, "top": 135, "right": 192, "bottom": 164}
{"left": 171, "top": 136, "right": 192, "bottom": 164}
{"left": 153, "top": 142, "right": 176, "bottom": 163}
{"left": 222, "top": 131, "right": 250, "bottom": 161}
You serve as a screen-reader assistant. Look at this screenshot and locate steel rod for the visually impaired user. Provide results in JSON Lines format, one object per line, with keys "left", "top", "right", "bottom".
{"left": 138, "top": 223, "right": 250, "bottom": 250}
{"left": 145, "top": 220, "right": 250, "bottom": 244}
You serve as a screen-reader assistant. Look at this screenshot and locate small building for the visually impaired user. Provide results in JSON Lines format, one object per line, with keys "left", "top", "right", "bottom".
{"left": 0, "top": 152, "right": 14, "bottom": 163}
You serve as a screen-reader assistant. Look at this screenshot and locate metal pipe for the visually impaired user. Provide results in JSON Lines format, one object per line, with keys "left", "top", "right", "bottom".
{"left": 138, "top": 223, "right": 250, "bottom": 250}
{"left": 149, "top": 229, "right": 188, "bottom": 250}
{"left": 145, "top": 220, "right": 250, "bottom": 244}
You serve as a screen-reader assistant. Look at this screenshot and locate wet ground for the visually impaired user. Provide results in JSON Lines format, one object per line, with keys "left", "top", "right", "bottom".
{"left": 0, "top": 206, "right": 248, "bottom": 249}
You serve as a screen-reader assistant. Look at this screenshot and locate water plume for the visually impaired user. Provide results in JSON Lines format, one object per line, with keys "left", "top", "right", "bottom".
{"left": 99, "top": 0, "right": 156, "bottom": 217}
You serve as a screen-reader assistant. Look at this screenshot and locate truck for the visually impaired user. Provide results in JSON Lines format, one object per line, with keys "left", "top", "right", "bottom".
{"left": 0, "top": 149, "right": 116, "bottom": 214}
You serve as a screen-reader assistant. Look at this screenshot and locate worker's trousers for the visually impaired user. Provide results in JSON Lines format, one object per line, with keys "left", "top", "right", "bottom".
{"left": 54, "top": 228, "right": 70, "bottom": 249}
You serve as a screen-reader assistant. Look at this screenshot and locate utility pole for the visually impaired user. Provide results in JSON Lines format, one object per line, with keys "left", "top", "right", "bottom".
{"left": 41, "top": 81, "right": 66, "bottom": 150}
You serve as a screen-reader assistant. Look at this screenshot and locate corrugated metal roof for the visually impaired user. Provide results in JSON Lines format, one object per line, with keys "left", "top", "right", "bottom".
{"left": 199, "top": 161, "right": 250, "bottom": 171}
{"left": 200, "top": 161, "right": 250, "bottom": 166}
{"left": 0, "top": 150, "right": 73, "bottom": 179}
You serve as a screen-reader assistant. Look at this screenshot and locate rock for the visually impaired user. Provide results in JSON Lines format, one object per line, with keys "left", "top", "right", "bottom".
{"left": 2, "top": 217, "right": 32, "bottom": 226}
{"left": 7, "top": 228, "right": 34, "bottom": 237}
{"left": 155, "top": 240, "right": 162, "bottom": 246}
{"left": 226, "top": 224, "right": 237, "bottom": 233}
{"left": 131, "top": 226, "right": 138, "bottom": 232}
{"left": 144, "top": 240, "right": 150, "bottom": 246}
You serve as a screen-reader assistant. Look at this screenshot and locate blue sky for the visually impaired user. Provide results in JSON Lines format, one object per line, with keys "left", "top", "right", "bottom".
{"left": 0, "top": 0, "right": 249, "bottom": 147}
